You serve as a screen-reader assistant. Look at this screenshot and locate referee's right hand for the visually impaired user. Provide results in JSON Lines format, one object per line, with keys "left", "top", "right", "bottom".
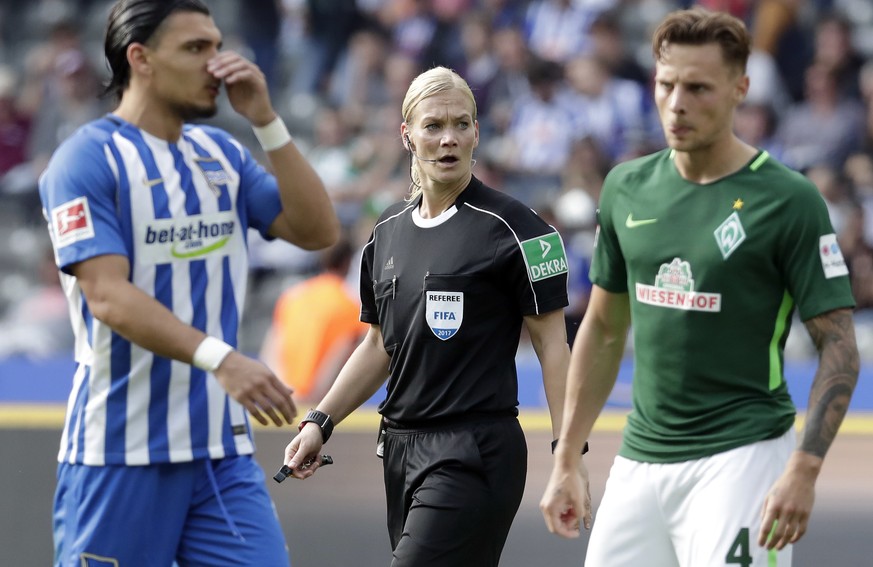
{"left": 283, "top": 425, "right": 325, "bottom": 480}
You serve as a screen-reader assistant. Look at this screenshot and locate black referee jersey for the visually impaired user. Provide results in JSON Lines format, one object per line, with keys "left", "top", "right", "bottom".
{"left": 360, "top": 176, "right": 569, "bottom": 423}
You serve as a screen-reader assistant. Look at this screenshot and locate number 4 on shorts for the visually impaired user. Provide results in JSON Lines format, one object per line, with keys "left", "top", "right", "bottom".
{"left": 726, "top": 527, "right": 752, "bottom": 567}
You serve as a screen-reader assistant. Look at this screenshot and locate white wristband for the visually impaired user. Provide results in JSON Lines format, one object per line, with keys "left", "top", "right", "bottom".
{"left": 192, "top": 336, "right": 234, "bottom": 372}
{"left": 252, "top": 116, "right": 292, "bottom": 152}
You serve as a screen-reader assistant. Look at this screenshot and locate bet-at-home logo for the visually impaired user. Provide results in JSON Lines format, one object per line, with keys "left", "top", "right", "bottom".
{"left": 636, "top": 257, "right": 722, "bottom": 312}
{"left": 521, "top": 233, "right": 568, "bottom": 282}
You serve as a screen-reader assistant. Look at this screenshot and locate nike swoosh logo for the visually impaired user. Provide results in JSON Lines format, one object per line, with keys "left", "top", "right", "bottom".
{"left": 626, "top": 213, "right": 658, "bottom": 228}
{"left": 144, "top": 177, "right": 164, "bottom": 187}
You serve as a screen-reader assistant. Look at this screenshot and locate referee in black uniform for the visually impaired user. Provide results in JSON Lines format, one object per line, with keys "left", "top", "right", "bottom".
{"left": 282, "top": 66, "right": 572, "bottom": 567}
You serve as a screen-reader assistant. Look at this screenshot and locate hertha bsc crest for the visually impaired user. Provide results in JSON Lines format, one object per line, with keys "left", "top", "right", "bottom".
{"left": 426, "top": 291, "right": 463, "bottom": 340}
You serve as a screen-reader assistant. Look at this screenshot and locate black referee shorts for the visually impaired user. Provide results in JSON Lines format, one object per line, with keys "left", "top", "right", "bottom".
{"left": 382, "top": 415, "right": 527, "bottom": 567}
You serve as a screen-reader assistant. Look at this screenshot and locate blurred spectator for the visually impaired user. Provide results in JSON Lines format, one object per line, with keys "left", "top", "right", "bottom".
{"left": 588, "top": 10, "right": 650, "bottom": 86}
{"left": 734, "top": 101, "right": 784, "bottom": 161}
{"left": 487, "top": 57, "right": 574, "bottom": 207}
{"left": 561, "top": 53, "right": 655, "bottom": 162}
{"left": 305, "top": 105, "right": 366, "bottom": 226}
{"left": 27, "top": 48, "right": 107, "bottom": 169}
{"left": 4, "top": 47, "right": 105, "bottom": 223}
{"left": 746, "top": 0, "right": 805, "bottom": 101}
{"left": 744, "top": 48, "right": 791, "bottom": 112}
{"left": 860, "top": 59, "right": 873, "bottom": 105}
{"left": 484, "top": 25, "right": 531, "bottom": 134}
{"left": 0, "top": 65, "right": 30, "bottom": 177}
{"left": 480, "top": 0, "right": 527, "bottom": 30}
{"left": 776, "top": 62, "right": 865, "bottom": 171}
{"left": 844, "top": 152, "right": 873, "bottom": 247}
{"left": 458, "top": 12, "right": 499, "bottom": 117}
{"left": 17, "top": 18, "right": 82, "bottom": 117}
{"left": 419, "top": 0, "right": 471, "bottom": 70}
{"left": 806, "top": 163, "right": 856, "bottom": 236}
{"left": 551, "top": 187, "right": 597, "bottom": 343}
{"left": 838, "top": 204, "right": 873, "bottom": 310}
{"left": 523, "top": 0, "right": 615, "bottom": 64}
{"left": 328, "top": 26, "right": 392, "bottom": 126}
{"left": 290, "top": 0, "right": 362, "bottom": 96}
{"left": 237, "top": 0, "right": 282, "bottom": 95}
{"left": 0, "top": 244, "right": 73, "bottom": 358}
{"left": 383, "top": 0, "right": 438, "bottom": 63}
{"left": 560, "top": 135, "right": 611, "bottom": 202}
{"left": 811, "top": 11, "right": 865, "bottom": 100}
{"left": 260, "top": 235, "right": 366, "bottom": 405}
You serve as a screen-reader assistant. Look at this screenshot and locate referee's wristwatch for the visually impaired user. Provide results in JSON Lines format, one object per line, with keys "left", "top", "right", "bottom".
{"left": 298, "top": 409, "right": 334, "bottom": 443}
{"left": 552, "top": 439, "right": 589, "bottom": 455}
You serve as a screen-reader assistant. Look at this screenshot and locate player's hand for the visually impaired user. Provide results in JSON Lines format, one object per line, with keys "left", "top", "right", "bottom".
{"left": 758, "top": 452, "right": 820, "bottom": 550}
{"left": 213, "top": 351, "right": 297, "bottom": 426}
{"left": 283, "top": 424, "right": 325, "bottom": 480}
{"left": 206, "top": 51, "right": 274, "bottom": 126}
{"left": 540, "top": 458, "right": 592, "bottom": 538}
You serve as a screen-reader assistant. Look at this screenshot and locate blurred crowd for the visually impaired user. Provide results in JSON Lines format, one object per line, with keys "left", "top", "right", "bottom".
{"left": 2, "top": 0, "right": 873, "bottom": 360}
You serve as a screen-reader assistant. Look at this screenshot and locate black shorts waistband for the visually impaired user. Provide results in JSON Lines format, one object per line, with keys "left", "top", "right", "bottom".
{"left": 381, "top": 409, "right": 518, "bottom": 432}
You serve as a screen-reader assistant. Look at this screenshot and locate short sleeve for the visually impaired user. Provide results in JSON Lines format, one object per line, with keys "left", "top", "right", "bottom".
{"left": 359, "top": 231, "right": 378, "bottom": 324}
{"left": 777, "top": 180, "right": 855, "bottom": 320}
{"left": 39, "top": 130, "right": 127, "bottom": 274}
{"left": 589, "top": 170, "right": 628, "bottom": 293}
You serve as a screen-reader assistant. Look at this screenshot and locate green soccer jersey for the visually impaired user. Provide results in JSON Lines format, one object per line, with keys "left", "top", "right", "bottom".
{"left": 591, "top": 149, "right": 856, "bottom": 463}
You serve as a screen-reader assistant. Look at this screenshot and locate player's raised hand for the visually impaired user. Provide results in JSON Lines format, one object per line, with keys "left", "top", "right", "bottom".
{"left": 213, "top": 351, "right": 297, "bottom": 426}
{"left": 540, "top": 459, "right": 592, "bottom": 538}
{"left": 206, "top": 50, "right": 273, "bottom": 126}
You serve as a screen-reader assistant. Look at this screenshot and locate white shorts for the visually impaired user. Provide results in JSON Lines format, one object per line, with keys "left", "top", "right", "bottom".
{"left": 586, "top": 428, "right": 796, "bottom": 567}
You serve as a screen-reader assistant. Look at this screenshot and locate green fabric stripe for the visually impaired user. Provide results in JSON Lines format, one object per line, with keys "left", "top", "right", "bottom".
{"left": 769, "top": 291, "right": 794, "bottom": 390}
{"left": 750, "top": 150, "right": 770, "bottom": 171}
{"left": 766, "top": 522, "right": 779, "bottom": 566}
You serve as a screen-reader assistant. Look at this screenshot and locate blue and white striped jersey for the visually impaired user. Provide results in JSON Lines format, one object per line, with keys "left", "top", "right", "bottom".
{"left": 39, "top": 115, "right": 282, "bottom": 466}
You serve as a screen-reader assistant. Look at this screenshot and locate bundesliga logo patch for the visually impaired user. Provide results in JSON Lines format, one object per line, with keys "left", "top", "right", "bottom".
{"left": 52, "top": 196, "right": 95, "bottom": 247}
{"left": 819, "top": 233, "right": 848, "bottom": 279}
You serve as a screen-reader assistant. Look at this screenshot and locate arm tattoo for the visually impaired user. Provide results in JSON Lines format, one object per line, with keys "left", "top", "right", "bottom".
{"left": 801, "top": 308, "right": 859, "bottom": 458}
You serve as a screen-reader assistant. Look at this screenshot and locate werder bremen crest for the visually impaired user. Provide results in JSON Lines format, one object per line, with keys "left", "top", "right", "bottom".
{"left": 714, "top": 211, "right": 746, "bottom": 259}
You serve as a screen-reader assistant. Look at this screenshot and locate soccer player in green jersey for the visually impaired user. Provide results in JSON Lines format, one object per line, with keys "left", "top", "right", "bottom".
{"left": 540, "top": 8, "right": 859, "bottom": 567}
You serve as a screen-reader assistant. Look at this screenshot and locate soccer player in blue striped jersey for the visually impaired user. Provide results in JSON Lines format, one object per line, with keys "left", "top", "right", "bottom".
{"left": 39, "top": 1, "right": 339, "bottom": 565}
{"left": 541, "top": 8, "right": 860, "bottom": 567}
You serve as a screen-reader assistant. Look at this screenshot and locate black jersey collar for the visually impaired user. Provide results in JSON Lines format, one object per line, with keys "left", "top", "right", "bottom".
{"left": 449, "top": 175, "right": 483, "bottom": 209}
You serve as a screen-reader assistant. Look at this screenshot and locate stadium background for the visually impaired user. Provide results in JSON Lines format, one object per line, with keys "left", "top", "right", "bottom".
{"left": 1, "top": 0, "right": 872, "bottom": 565}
